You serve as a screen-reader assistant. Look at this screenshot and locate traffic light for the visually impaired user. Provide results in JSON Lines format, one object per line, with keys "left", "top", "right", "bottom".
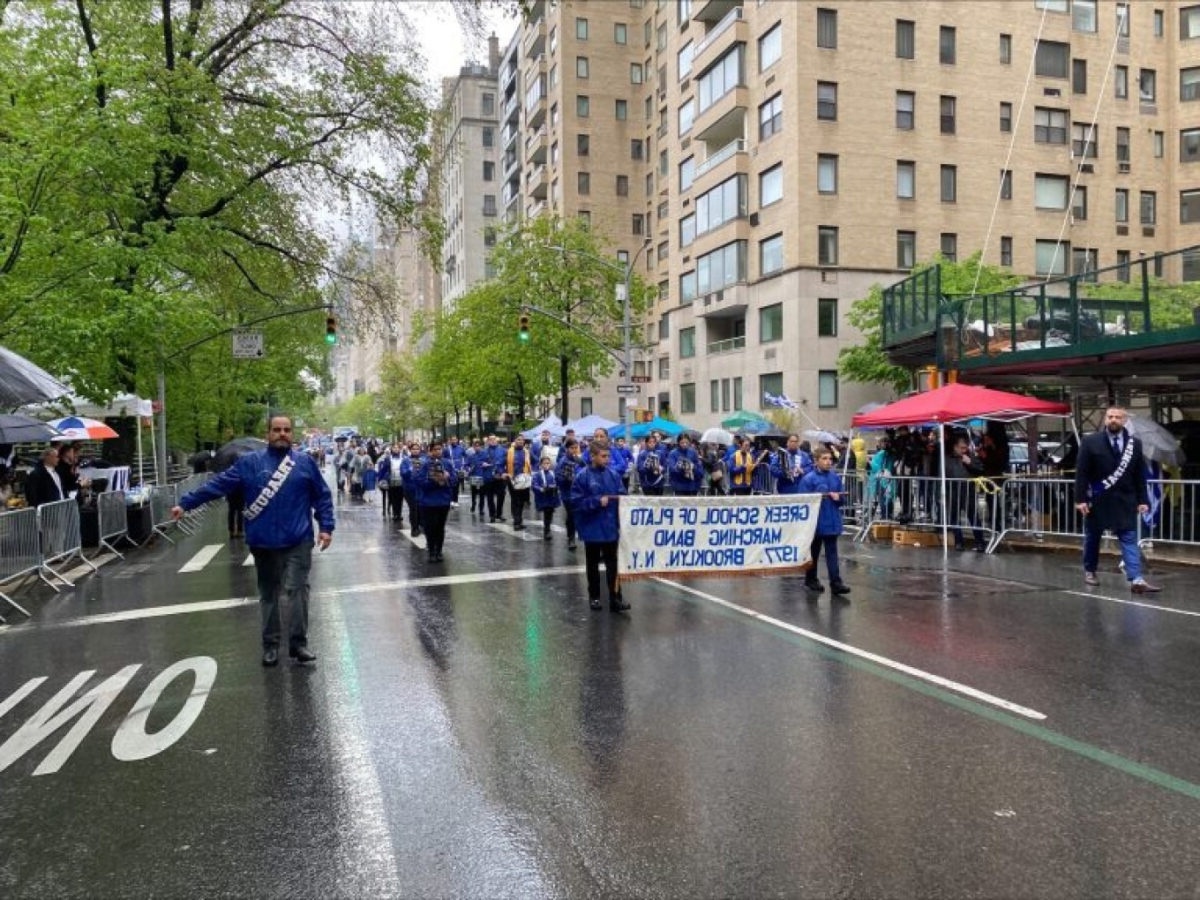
{"left": 325, "top": 315, "right": 337, "bottom": 345}
{"left": 518, "top": 312, "right": 531, "bottom": 342}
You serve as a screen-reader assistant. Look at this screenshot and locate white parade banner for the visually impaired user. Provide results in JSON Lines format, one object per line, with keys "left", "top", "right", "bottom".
{"left": 618, "top": 494, "right": 821, "bottom": 580}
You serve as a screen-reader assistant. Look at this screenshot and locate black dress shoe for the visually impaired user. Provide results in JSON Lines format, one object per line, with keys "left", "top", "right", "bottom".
{"left": 610, "top": 594, "right": 631, "bottom": 612}
{"left": 804, "top": 578, "right": 825, "bottom": 593}
{"left": 262, "top": 647, "right": 279, "bottom": 667}
{"left": 589, "top": 596, "right": 602, "bottom": 610}
{"left": 543, "top": 532, "right": 552, "bottom": 541}
{"left": 831, "top": 582, "right": 851, "bottom": 596}
{"left": 291, "top": 647, "right": 317, "bottom": 665}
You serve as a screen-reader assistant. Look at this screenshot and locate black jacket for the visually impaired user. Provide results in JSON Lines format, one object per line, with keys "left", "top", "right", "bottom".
{"left": 24, "top": 465, "right": 65, "bottom": 508}
{"left": 1074, "top": 428, "right": 1148, "bottom": 532}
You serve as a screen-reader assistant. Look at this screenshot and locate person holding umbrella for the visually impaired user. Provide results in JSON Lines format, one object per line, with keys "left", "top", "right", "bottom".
{"left": 172, "top": 416, "right": 334, "bottom": 666}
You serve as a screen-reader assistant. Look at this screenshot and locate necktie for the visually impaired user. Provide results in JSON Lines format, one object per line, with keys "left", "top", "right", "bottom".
{"left": 1112, "top": 435, "right": 1121, "bottom": 456}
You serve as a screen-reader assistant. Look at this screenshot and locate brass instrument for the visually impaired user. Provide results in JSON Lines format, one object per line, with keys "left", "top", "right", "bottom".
{"left": 681, "top": 457, "right": 695, "bottom": 482}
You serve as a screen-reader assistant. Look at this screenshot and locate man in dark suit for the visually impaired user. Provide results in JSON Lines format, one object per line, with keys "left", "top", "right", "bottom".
{"left": 1074, "top": 406, "right": 1160, "bottom": 593}
{"left": 24, "top": 447, "right": 65, "bottom": 508}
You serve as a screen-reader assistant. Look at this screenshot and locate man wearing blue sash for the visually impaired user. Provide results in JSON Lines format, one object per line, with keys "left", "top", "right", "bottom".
{"left": 1074, "top": 406, "right": 1160, "bottom": 593}
{"left": 174, "top": 416, "right": 334, "bottom": 666}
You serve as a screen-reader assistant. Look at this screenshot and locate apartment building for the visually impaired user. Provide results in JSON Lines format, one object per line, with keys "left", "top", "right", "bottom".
{"left": 510, "top": 0, "right": 1200, "bottom": 430}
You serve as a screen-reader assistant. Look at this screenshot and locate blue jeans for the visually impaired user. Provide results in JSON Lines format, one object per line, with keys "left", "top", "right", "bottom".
{"left": 1082, "top": 519, "right": 1142, "bottom": 581}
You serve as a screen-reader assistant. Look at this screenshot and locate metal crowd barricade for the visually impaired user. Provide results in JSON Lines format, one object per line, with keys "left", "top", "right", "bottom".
{"left": 852, "top": 473, "right": 1003, "bottom": 551}
{"left": 1138, "top": 478, "right": 1200, "bottom": 552}
{"left": 840, "top": 470, "right": 868, "bottom": 534}
{"left": 992, "top": 475, "right": 1084, "bottom": 551}
{"left": 96, "top": 490, "right": 128, "bottom": 559}
{"left": 37, "top": 498, "right": 97, "bottom": 591}
{"left": 150, "top": 483, "right": 180, "bottom": 544}
{"left": 0, "top": 507, "right": 39, "bottom": 619}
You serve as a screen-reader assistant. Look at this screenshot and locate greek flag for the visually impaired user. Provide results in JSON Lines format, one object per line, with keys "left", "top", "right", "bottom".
{"left": 763, "top": 391, "right": 799, "bottom": 410}
{"left": 1143, "top": 461, "right": 1163, "bottom": 529}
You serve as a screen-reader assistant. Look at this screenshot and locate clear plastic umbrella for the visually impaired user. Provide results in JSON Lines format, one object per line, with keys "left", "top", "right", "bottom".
{"left": 0, "top": 346, "right": 69, "bottom": 409}
{"left": 1126, "top": 415, "right": 1185, "bottom": 467}
{"left": 699, "top": 427, "right": 734, "bottom": 445}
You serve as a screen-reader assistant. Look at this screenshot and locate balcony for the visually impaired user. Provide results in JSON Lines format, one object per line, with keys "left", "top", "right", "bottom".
{"left": 528, "top": 165, "right": 548, "bottom": 200}
{"left": 693, "top": 7, "right": 746, "bottom": 69}
{"left": 526, "top": 94, "right": 546, "bottom": 129}
{"left": 693, "top": 0, "right": 741, "bottom": 24}
{"left": 523, "top": 18, "right": 545, "bottom": 58}
{"left": 527, "top": 199, "right": 548, "bottom": 219}
{"left": 502, "top": 122, "right": 519, "bottom": 150}
{"left": 694, "top": 138, "right": 747, "bottom": 181}
{"left": 694, "top": 87, "right": 748, "bottom": 144}
{"left": 525, "top": 126, "right": 548, "bottom": 165}
{"left": 504, "top": 93, "right": 519, "bottom": 120}
{"left": 697, "top": 283, "right": 749, "bottom": 319}
{"left": 503, "top": 150, "right": 519, "bottom": 176}
{"left": 706, "top": 335, "right": 746, "bottom": 355}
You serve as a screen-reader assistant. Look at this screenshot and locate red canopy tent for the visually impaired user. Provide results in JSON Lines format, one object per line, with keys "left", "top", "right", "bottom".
{"left": 851, "top": 383, "right": 1070, "bottom": 429}
{"left": 851, "top": 383, "right": 1072, "bottom": 559}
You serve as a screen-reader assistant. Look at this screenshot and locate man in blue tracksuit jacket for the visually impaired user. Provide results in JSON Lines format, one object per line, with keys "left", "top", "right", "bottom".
{"left": 173, "top": 416, "right": 334, "bottom": 666}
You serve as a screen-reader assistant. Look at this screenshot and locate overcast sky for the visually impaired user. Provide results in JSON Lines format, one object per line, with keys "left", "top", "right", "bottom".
{"left": 414, "top": 1, "right": 518, "bottom": 81}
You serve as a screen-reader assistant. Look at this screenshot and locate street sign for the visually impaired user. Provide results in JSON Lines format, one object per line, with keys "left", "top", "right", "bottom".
{"left": 616, "top": 384, "right": 640, "bottom": 394}
{"left": 232, "top": 329, "right": 265, "bottom": 359}
{"left": 631, "top": 375, "right": 652, "bottom": 383}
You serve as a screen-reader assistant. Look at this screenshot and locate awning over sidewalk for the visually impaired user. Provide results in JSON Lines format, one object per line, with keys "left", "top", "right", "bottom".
{"left": 851, "top": 383, "right": 1070, "bottom": 429}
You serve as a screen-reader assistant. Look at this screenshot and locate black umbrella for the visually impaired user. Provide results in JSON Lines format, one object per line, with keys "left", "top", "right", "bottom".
{"left": 0, "top": 414, "right": 64, "bottom": 443}
{"left": 0, "top": 346, "right": 69, "bottom": 409}
{"left": 211, "top": 437, "right": 267, "bottom": 472}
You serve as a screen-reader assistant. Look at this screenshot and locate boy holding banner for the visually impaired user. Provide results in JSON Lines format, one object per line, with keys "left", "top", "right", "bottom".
{"left": 571, "top": 440, "right": 629, "bottom": 612}
{"left": 799, "top": 449, "right": 851, "bottom": 599}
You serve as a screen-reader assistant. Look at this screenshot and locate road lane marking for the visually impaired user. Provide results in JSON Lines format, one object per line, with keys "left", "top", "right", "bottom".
{"left": 179, "top": 544, "right": 225, "bottom": 574}
{"left": 243, "top": 553, "right": 254, "bottom": 566}
{"left": 656, "top": 578, "right": 1047, "bottom": 721}
{"left": 0, "top": 567, "right": 586, "bottom": 634}
{"left": 401, "top": 530, "right": 427, "bottom": 550}
{"left": 488, "top": 522, "right": 542, "bottom": 542}
{"left": 1061, "top": 590, "right": 1200, "bottom": 617}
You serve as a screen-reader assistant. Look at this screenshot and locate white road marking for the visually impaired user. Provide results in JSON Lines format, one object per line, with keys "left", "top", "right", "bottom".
{"left": 401, "top": 530, "right": 427, "bottom": 550}
{"left": 243, "top": 553, "right": 254, "bottom": 567}
{"left": 178, "top": 544, "right": 225, "bottom": 574}
{"left": 363, "top": 546, "right": 381, "bottom": 554}
{"left": 0, "top": 566, "right": 586, "bottom": 635}
{"left": 655, "top": 578, "right": 1048, "bottom": 721}
{"left": 1061, "top": 589, "right": 1200, "bottom": 617}
{"left": 488, "top": 522, "right": 541, "bottom": 542}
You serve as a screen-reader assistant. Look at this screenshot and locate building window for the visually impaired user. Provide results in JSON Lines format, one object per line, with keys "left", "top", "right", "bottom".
{"left": 1182, "top": 67, "right": 1200, "bottom": 102}
{"left": 658, "top": 22, "right": 668, "bottom": 50}
{"left": 1154, "top": 130, "right": 1165, "bottom": 158}
{"left": 1034, "top": 107, "right": 1068, "bottom": 144}
{"left": 1184, "top": 5, "right": 1200, "bottom": 39}
{"left": 1072, "top": 247, "right": 1098, "bottom": 280}
{"left": 616, "top": 174, "right": 629, "bottom": 197}
{"left": 579, "top": 397, "right": 593, "bottom": 416}
{"left": 1154, "top": 8, "right": 1164, "bottom": 36}
{"left": 896, "top": 19, "right": 915, "bottom": 58}
{"left": 482, "top": 126, "right": 494, "bottom": 148}
{"left": 1184, "top": 249, "right": 1200, "bottom": 282}
{"left": 1117, "top": 250, "right": 1131, "bottom": 282}
{"left": 1072, "top": 186, "right": 1087, "bottom": 221}
{"left": 1073, "top": 0, "right": 1097, "bottom": 32}
{"left": 760, "top": 233, "right": 783, "bottom": 275}
{"left": 1140, "top": 191, "right": 1157, "bottom": 225}
{"left": 1072, "top": 122, "right": 1097, "bottom": 158}
{"left": 896, "top": 160, "right": 915, "bottom": 199}
{"left": 678, "top": 41, "right": 694, "bottom": 78}
{"left": 940, "top": 233, "right": 958, "bottom": 262}
{"left": 1000, "top": 168, "right": 1012, "bottom": 200}
{"left": 1035, "top": 0, "right": 1068, "bottom": 11}
{"left": 615, "top": 99, "right": 628, "bottom": 120}
{"left": 818, "top": 298, "right": 838, "bottom": 336}
{"left": 759, "top": 373, "right": 783, "bottom": 410}
{"left": 1073, "top": 58, "right": 1087, "bottom": 94}
{"left": 1116, "top": 126, "right": 1131, "bottom": 162}
{"left": 1115, "top": 189, "right": 1129, "bottom": 223}
{"left": 939, "top": 26, "right": 956, "bottom": 64}
{"left": 680, "top": 270, "right": 697, "bottom": 303}
{"left": 1140, "top": 69, "right": 1157, "bottom": 103}
{"left": 759, "top": 23, "right": 782, "bottom": 70}
{"left": 633, "top": 213, "right": 644, "bottom": 235}
{"left": 697, "top": 240, "right": 748, "bottom": 294}
{"left": 710, "top": 380, "right": 720, "bottom": 414}
{"left": 697, "top": 45, "right": 745, "bottom": 113}
{"left": 940, "top": 165, "right": 957, "bottom": 203}
{"left": 631, "top": 138, "right": 644, "bottom": 160}
{"left": 1036, "top": 240, "right": 1067, "bottom": 275}
{"left": 1116, "top": 2, "right": 1130, "bottom": 35}
{"left": 658, "top": 356, "right": 670, "bottom": 380}
{"left": 760, "top": 164, "right": 783, "bottom": 206}
{"left": 817, "top": 82, "right": 837, "bottom": 121}
{"left": 482, "top": 92, "right": 495, "bottom": 116}
{"left": 680, "top": 326, "right": 695, "bottom": 359}
{"left": 940, "top": 95, "right": 956, "bottom": 134}
{"left": 577, "top": 134, "right": 589, "bottom": 157}
{"left": 680, "top": 156, "right": 695, "bottom": 191}
{"left": 659, "top": 149, "right": 670, "bottom": 178}
{"left": 1000, "top": 33, "right": 1012, "bottom": 64}
{"left": 1035, "top": 174, "right": 1070, "bottom": 210}
{"left": 576, "top": 95, "right": 590, "bottom": 117}
{"left": 817, "top": 154, "right": 838, "bottom": 194}
{"left": 1182, "top": 128, "right": 1200, "bottom": 162}
{"left": 817, "top": 8, "right": 837, "bottom": 48}
{"left": 483, "top": 161, "right": 494, "bottom": 181}
{"left": 1035, "top": 41, "right": 1069, "bottom": 78}
{"left": 679, "top": 100, "right": 694, "bottom": 135}
{"left": 760, "top": 303, "right": 783, "bottom": 342}
{"left": 680, "top": 213, "right": 695, "bottom": 246}
{"left": 1000, "top": 101, "right": 1012, "bottom": 132}
{"left": 896, "top": 91, "right": 915, "bottom": 130}
{"left": 615, "top": 22, "right": 627, "bottom": 44}
{"left": 576, "top": 17, "right": 588, "bottom": 39}
{"left": 578, "top": 172, "right": 590, "bottom": 195}
{"left": 1115, "top": 66, "right": 1128, "bottom": 99}
{"left": 897, "top": 230, "right": 916, "bottom": 269}
{"left": 680, "top": 384, "right": 696, "bottom": 415}
{"left": 818, "top": 226, "right": 838, "bottom": 265}
{"left": 1000, "top": 236, "right": 1013, "bottom": 267}
{"left": 576, "top": 57, "right": 590, "bottom": 79}
{"left": 818, "top": 371, "right": 838, "bottom": 409}
{"left": 657, "top": 240, "right": 669, "bottom": 262}
{"left": 630, "top": 62, "right": 643, "bottom": 84}
{"left": 760, "top": 92, "right": 783, "bottom": 139}
{"left": 483, "top": 195, "right": 496, "bottom": 217}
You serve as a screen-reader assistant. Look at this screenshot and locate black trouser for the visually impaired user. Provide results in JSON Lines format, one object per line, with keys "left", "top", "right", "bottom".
{"left": 422, "top": 505, "right": 449, "bottom": 556}
{"left": 486, "top": 480, "right": 506, "bottom": 519}
{"left": 584, "top": 540, "right": 619, "bottom": 600}
{"left": 563, "top": 506, "right": 577, "bottom": 543}
{"left": 730, "top": 486, "right": 752, "bottom": 496}
{"left": 227, "top": 493, "right": 244, "bottom": 535}
{"left": 405, "top": 489, "right": 423, "bottom": 533}
{"left": 387, "top": 485, "right": 405, "bottom": 521}
{"left": 541, "top": 507, "right": 555, "bottom": 535}
{"left": 642, "top": 485, "right": 664, "bottom": 496}
{"left": 250, "top": 542, "right": 312, "bottom": 652}
{"left": 509, "top": 486, "right": 530, "bottom": 526}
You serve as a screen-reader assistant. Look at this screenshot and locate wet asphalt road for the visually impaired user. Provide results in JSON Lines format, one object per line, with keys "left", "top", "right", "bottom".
{"left": 2, "top": 481, "right": 1200, "bottom": 899}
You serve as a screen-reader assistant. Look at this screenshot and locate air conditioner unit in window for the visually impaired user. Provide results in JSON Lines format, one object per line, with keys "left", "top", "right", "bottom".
{"left": 1118, "top": 161, "right": 1131, "bottom": 173}
{"left": 821, "top": 270, "right": 838, "bottom": 283}
{"left": 1143, "top": 226, "right": 1156, "bottom": 237}
{"left": 1079, "top": 163, "right": 1094, "bottom": 174}
{"left": 1117, "top": 225, "right": 1129, "bottom": 235}
{"left": 749, "top": 212, "right": 759, "bottom": 226}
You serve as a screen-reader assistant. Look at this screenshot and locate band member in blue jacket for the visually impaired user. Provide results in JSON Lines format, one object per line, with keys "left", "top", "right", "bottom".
{"left": 667, "top": 434, "right": 704, "bottom": 496}
{"left": 466, "top": 438, "right": 488, "bottom": 516}
{"left": 637, "top": 433, "right": 667, "bottom": 495}
{"left": 401, "top": 442, "right": 423, "bottom": 537}
{"left": 771, "top": 434, "right": 812, "bottom": 495}
{"left": 556, "top": 438, "right": 583, "bottom": 550}
{"left": 419, "top": 440, "right": 457, "bottom": 563}
{"left": 446, "top": 436, "right": 466, "bottom": 507}
{"left": 482, "top": 435, "right": 508, "bottom": 522}
{"left": 570, "top": 440, "right": 628, "bottom": 612}
{"left": 173, "top": 416, "right": 334, "bottom": 667}
{"left": 798, "top": 448, "right": 850, "bottom": 599}
{"left": 532, "top": 454, "right": 561, "bottom": 540}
